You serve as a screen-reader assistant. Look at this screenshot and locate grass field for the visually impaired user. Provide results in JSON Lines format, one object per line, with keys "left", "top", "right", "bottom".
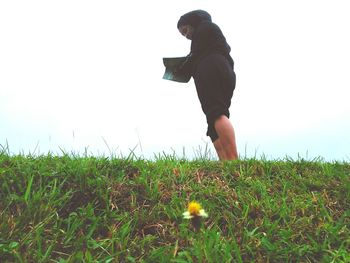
{"left": 0, "top": 148, "right": 349, "bottom": 262}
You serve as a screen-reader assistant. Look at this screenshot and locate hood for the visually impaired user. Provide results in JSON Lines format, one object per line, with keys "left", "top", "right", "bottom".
{"left": 177, "top": 10, "right": 212, "bottom": 29}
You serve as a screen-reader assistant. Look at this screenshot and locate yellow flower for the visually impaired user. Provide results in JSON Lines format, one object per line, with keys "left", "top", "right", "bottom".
{"left": 183, "top": 201, "right": 208, "bottom": 219}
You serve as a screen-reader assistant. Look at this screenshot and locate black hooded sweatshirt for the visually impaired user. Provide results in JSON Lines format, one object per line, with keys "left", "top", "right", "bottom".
{"left": 177, "top": 10, "right": 234, "bottom": 76}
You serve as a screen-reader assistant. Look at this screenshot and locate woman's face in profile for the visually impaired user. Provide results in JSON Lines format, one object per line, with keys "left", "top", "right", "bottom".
{"left": 179, "top": 25, "right": 194, "bottom": 40}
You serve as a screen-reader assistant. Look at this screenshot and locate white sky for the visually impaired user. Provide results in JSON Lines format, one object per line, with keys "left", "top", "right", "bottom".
{"left": 1, "top": 0, "right": 349, "bottom": 161}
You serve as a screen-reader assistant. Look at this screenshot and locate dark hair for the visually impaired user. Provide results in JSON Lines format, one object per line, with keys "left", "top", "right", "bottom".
{"left": 177, "top": 10, "right": 212, "bottom": 29}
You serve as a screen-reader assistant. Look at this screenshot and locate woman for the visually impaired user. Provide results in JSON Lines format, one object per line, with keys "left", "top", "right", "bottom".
{"left": 176, "top": 10, "right": 238, "bottom": 160}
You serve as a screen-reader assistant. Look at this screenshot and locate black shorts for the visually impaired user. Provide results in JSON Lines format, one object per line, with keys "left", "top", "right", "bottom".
{"left": 193, "top": 53, "right": 236, "bottom": 142}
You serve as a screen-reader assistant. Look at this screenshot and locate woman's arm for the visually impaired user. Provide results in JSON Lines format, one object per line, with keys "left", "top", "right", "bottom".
{"left": 174, "top": 53, "right": 193, "bottom": 77}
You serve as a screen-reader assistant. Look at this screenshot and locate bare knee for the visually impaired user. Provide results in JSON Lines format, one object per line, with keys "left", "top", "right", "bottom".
{"left": 214, "top": 115, "right": 229, "bottom": 126}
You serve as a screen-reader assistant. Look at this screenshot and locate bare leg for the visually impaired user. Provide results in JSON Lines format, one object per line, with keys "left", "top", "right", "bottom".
{"left": 214, "top": 115, "right": 238, "bottom": 160}
{"left": 213, "top": 139, "right": 226, "bottom": 160}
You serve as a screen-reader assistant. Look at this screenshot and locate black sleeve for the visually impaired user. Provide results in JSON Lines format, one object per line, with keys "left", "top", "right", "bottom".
{"left": 174, "top": 54, "right": 193, "bottom": 79}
